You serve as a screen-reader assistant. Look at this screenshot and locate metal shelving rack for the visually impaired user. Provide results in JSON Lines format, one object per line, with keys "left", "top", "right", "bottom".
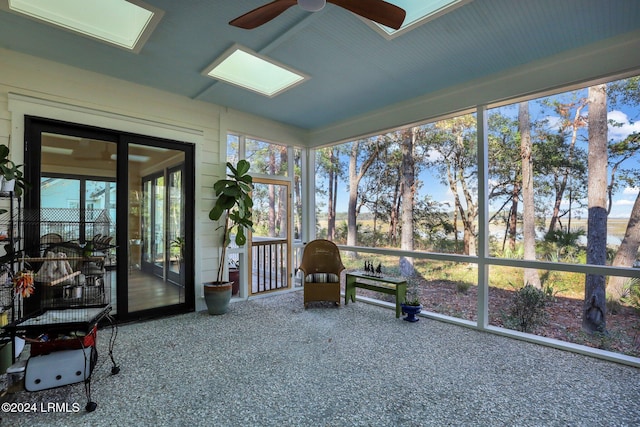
{"left": 0, "top": 191, "right": 23, "bottom": 364}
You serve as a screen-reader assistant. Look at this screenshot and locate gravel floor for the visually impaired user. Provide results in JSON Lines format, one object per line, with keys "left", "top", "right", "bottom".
{"left": 2, "top": 291, "right": 640, "bottom": 427}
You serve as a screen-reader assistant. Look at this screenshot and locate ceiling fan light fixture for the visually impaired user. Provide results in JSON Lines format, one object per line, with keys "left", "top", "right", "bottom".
{"left": 298, "top": 0, "right": 325, "bottom": 12}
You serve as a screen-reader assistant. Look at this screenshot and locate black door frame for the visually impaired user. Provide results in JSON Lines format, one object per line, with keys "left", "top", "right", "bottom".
{"left": 140, "top": 165, "right": 184, "bottom": 286}
{"left": 24, "top": 116, "right": 195, "bottom": 321}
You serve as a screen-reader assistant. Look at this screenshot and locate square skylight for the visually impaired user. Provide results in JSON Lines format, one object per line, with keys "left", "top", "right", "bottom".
{"left": 1, "top": 0, "right": 163, "bottom": 52}
{"left": 368, "top": 0, "right": 472, "bottom": 39}
{"left": 203, "top": 45, "right": 309, "bottom": 98}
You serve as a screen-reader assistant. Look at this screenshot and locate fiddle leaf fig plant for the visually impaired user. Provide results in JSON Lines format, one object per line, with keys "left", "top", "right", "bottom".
{"left": 209, "top": 160, "right": 253, "bottom": 283}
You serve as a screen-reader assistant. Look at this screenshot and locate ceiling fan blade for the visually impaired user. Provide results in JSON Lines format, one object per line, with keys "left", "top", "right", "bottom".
{"left": 328, "top": 0, "right": 406, "bottom": 30}
{"left": 229, "top": 0, "right": 298, "bottom": 29}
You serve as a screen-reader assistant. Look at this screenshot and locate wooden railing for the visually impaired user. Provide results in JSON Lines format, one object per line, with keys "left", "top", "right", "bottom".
{"left": 251, "top": 238, "right": 288, "bottom": 295}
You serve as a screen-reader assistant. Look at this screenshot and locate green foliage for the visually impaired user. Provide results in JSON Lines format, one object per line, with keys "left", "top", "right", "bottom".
{"left": 501, "top": 244, "right": 525, "bottom": 260}
{"left": 170, "top": 236, "right": 185, "bottom": 260}
{"left": 210, "top": 160, "right": 254, "bottom": 246}
{"left": 209, "top": 160, "right": 253, "bottom": 283}
{"left": 621, "top": 278, "right": 640, "bottom": 313}
{"left": 0, "top": 144, "right": 29, "bottom": 197}
{"left": 403, "top": 278, "right": 422, "bottom": 306}
{"left": 538, "top": 228, "right": 587, "bottom": 265}
{"left": 589, "top": 330, "right": 616, "bottom": 351}
{"left": 540, "top": 281, "right": 565, "bottom": 301}
{"left": 456, "top": 281, "right": 471, "bottom": 294}
{"left": 404, "top": 296, "right": 421, "bottom": 306}
{"left": 503, "top": 283, "right": 548, "bottom": 333}
{"left": 544, "top": 227, "right": 585, "bottom": 247}
{"left": 606, "top": 293, "right": 624, "bottom": 315}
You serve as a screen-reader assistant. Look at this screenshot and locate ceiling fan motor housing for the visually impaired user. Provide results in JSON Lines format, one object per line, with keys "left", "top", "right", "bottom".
{"left": 298, "top": 0, "right": 326, "bottom": 12}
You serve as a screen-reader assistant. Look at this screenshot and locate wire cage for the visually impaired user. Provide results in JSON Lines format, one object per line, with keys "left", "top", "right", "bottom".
{"left": 24, "top": 207, "right": 113, "bottom": 245}
{"left": 0, "top": 264, "right": 18, "bottom": 313}
{"left": 18, "top": 208, "right": 114, "bottom": 316}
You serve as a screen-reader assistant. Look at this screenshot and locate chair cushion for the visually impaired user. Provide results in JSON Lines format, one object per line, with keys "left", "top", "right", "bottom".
{"left": 306, "top": 273, "right": 339, "bottom": 283}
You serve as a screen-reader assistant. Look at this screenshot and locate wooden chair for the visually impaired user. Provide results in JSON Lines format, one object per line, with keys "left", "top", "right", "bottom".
{"left": 298, "top": 239, "right": 344, "bottom": 308}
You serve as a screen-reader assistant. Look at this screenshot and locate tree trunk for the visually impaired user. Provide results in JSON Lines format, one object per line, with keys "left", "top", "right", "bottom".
{"left": 268, "top": 152, "right": 277, "bottom": 237}
{"left": 520, "top": 101, "right": 541, "bottom": 288}
{"left": 278, "top": 185, "right": 286, "bottom": 237}
{"left": 459, "top": 163, "right": 477, "bottom": 256}
{"left": 327, "top": 149, "right": 336, "bottom": 240}
{"left": 347, "top": 140, "right": 379, "bottom": 255}
{"left": 278, "top": 148, "right": 287, "bottom": 236}
{"left": 268, "top": 183, "right": 276, "bottom": 237}
{"left": 399, "top": 129, "right": 416, "bottom": 277}
{"left": 547, "top": 103, "right": 586, "bottom": 236}
{"left": 293, "top": 152, "right": 302, "bottom": 240}
{"left": 583, "top": 84, "right": 608, "bottom": 334}
{"left": 507, "top": 184, "right": 519, "bottom": 251}
{"left": 387, "top": 181, "right": 400, "bottom": 245}
{"left": 447, "top": 160, "right": 473, "bottom": 255}
{"left": 347, "top": 142, "right": 359, "bottom": 251}
{"left": 608, "top": 192, "right": 640, "bottom": 299}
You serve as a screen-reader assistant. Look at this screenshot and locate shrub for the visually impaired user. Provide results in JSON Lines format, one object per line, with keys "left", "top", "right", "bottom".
{"left": 456, "top": 281, "right": 471, "bottom": 294}
{"left": 503, "top": 284, "right": 548, "bottom": 333}
{"left": 606, "top": 293, "right": 624, "bottom": 315}
{"left": 620, "top": 278, "right": 640, "bottom": 314}
{"left": 541, "top": 281, "right": 567, "bottom": 301}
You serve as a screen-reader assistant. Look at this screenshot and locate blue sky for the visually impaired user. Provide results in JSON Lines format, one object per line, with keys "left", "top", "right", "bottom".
{"left": 319, "top": 85, "right": 640, "bottom": 221}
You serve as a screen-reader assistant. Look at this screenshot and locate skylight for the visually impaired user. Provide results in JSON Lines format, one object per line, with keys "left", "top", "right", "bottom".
{"left": 1, "top": 0, "right": 163, "bottom": 52}
{"left": 203, "top": 45, "right": 308, "bottom": 98}
{"left": 369, "top": 0, "right": 472, "bottom": 39}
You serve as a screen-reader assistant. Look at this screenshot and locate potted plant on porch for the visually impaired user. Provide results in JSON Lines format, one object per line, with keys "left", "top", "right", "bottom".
{"left": 205, "top": 159, "right": 253, "bottom": 314}
{"left": 0, "top": 144, "right": 28, "bottom": 196}
{"left": 401, "top": 296, "right": 422, "bottom": 322}
{"left": 170, "top": 236, "right": 185, "bottom": 277}
{"left": 401, "top": 280, "right": 422, "bottom": 322}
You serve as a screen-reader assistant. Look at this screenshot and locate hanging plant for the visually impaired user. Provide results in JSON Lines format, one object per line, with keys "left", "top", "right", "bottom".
{"left": 14, "top": 270, "right": 34, "bottom": 298}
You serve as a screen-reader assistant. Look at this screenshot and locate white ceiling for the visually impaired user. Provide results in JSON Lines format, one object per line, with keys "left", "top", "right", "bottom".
{"left": 0, "top": 0, "right": 639, "bottom": 132}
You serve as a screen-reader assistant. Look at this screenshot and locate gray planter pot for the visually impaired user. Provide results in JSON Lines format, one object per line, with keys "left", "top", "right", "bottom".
{"left": 1, "top": 179, "right": 14, "bottom": 192}
{"left": 203, "top": 282, "right": 232, "bottom": 315}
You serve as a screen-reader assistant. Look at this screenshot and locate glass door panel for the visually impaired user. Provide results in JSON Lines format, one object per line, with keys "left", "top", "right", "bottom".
{"left": 250, "top": 179, "right": 291, "bottom": 294}
{"left": 127, "top": 143, "right": 185, "bottom": 312}
{"left": 167, "top": 168, "right": 183, "bottom": 284}
{"left": 85, "top": 180, "right": 116, "bottom": 266}
{"left": 39, "top": 134, "right": 117, "bottom": 312}
{"left": 152, "top": 175, "right": 166, "bottom": 272}
{"left": 26, "top": 117, "right": 195, "bottom": 321}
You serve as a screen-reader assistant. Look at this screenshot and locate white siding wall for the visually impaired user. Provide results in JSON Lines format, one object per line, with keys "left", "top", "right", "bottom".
{"left": 0, "top": 47, "right": 305, "bottom": 311}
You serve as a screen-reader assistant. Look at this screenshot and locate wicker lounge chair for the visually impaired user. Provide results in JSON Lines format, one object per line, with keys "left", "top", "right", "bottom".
{"left": 298, "top": 239, "right": 344, "bottom": 308}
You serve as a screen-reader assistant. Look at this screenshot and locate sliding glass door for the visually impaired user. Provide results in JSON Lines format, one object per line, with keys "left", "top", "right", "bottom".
{"left": 138, "top": 167, "right": 183, "bottom": 283}
{"left": 25, "top": 117, "right": 195, "bottom": 321}
{"left": 140, "top": 173, "right": 165, "bottom": 277}
{"left": 127, "top": 143, "right": 186, "bottom": 312}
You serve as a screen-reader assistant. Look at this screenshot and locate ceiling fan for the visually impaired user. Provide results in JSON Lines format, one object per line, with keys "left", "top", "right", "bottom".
{"left": 229, "top": 0, "right": 406, "bottom": 30}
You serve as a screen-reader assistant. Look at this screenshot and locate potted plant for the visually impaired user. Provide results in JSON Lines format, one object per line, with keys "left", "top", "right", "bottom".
{"left": 0, "top": 144, "right": 28, "bottom": 196}
{"left": 205, "top": 160, "right": 253, "bottom": 314}
{"left": 170, "top": 236, "right": 185, "bottom": 277}
{"left": 401, "top": 282, "right": 422, "bottom": 322}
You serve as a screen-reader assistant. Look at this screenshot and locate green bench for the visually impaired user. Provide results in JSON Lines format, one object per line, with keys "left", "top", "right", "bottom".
{"left": 344, "top": 271, "right": 407, "bottom": 318}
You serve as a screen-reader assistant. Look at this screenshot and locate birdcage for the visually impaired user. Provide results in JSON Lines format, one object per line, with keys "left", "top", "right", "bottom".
{"left": 18, "top": 208, "right": 114, "bottom": 314}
